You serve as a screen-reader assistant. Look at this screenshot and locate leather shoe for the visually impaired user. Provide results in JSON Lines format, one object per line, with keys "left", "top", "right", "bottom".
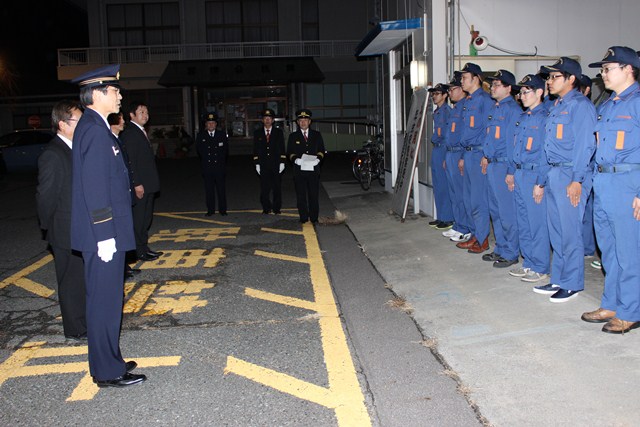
{"left": 493, "top": 257, "right": 518, "bottom": 268}
{"left": 467, "top": 238, "right": 489, "bottom": 254}
{"left": 273, "top": 210, "right": 281, "bottom": 215}
{"left": 482, "top": 251, "right": 500, "bottom": 262}
{"left": 95, "top": 372, "right": 146, "bottom": 388}
{"left": 602, "top": 317, "right": 639, "bottom": 334}
{"left": 204, "top": 211, "right": 214, "bottom": 217}
{"left": 65, "top": 333, "right": 87, "bottom": 342}
{"left": 456, "top": 236, "right": 477, "bottom": 249}
{"left": 581, "top": 308, "right": 616, "bottom": 323}
{"left": 220, "top": 212, "right": 228, "bottom": 216}
{"left": 138, "top": 253, "right": 159, "bottom": 261}
{"left": 147, "top": 250, "right": 163, "bottom": 257}
{"left": 125, "top": 360, "right": 137, "bottom": 372}
{"left": 262, "top": 209, "right": 271, "bottom": 214}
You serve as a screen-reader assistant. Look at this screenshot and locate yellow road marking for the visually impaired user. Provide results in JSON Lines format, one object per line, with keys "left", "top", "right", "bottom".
{"left": 0, "top": 255, "right": 54, "bottom": 297}
{"left": 123, "top": 284, "right": 158, "bottom": 313}
{"left": 154, "top": 212, "right": 232, "bottom": 225}
{"left": 254, "top": 250, "right": 308, "bottom": 264}
{"left": 261, "top": 227, "right": 304, "bottom": 236}
{"left": 136, "top": 248, "right": 225, "bottom": 269}
{"left": 227, "top": 223, "right": 371, "bottom": 426}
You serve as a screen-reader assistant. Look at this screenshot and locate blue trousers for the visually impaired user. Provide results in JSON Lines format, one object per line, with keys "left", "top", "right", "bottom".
{"left": 431, "top": 145, "right": 453, "bottom": 222}
{"left": 514, "top": 170, "right": 550, "bottom": 274}
{"left": 487, "top": 162, "right": 519, "bottom": 260}
{"left": 546, "top": 167, "right": 591, "bottom": 291}
{"left": 593, "top": 171, "right": 640, "bottom": 321}
{"left": 583, "top": 189, "right": 597, "bottom": 256}
{"left": 445, "top": 151, "right": 471, "bottom": 234}
{"left": 462, "top": 150, "right": 490, "bottom": 241}
{"left": 84, "top": 251, "right": 127, "bottom": 381}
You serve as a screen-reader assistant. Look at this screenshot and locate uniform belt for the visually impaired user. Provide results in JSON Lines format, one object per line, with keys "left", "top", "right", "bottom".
{"left": 549, "top": 162, "right": 573, "bottom": 167}
{"left": 446, "top": 146, "right": 463, "bottom": 152}
{"left": 487, "top": 156, "right": 508, "bottom": 164}
{"left": 464, "top": 146, "right": 482, "bottom": 152}
{"left": 432, "top": 142, "right": 444, "bottom": 148}
{"left": 597, "top": 163, "right": 640, "bottom": 173}
{"left": 515, "top": 163, "right": 537, "bottom": 170}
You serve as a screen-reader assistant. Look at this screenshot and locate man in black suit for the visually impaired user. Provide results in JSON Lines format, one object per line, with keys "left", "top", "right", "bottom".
{"left": 287, "top": 109, "right": 326, "bottom": 224}
{"left": 196, "top": 113, "right": 229, "bottom": 216}
{"left": 120, "top": 101, "right": 163, "bottom": 261}
{"left": 36, "top": 100, "right": 87, "bottom": 342}
{"left": 71, "top": 64, "right": 145, "bottom": 388}
{"left": 253, "top": 108, "right": 286, "bottom": 214}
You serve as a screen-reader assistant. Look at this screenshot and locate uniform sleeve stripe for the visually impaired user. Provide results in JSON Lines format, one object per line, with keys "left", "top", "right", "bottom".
{"left": 91, "top": 207, "right": 113, "bottom": 224}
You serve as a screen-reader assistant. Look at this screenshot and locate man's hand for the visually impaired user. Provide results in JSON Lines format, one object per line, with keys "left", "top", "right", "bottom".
{"left": 279, "top": 163, "right": 285, "bottom": 173}
{"left": 134, "top": 184, "right": 144, "bottom": 200}
{"left": 533, "top": 185, "right": 545, "bottom": 204}
{"left": 256, "top": 165, "right": 261, "bottom": 175}
{"left": 97, "top": 238, "right": 117, "bottom": 263}
{"left": 458, "top": 159, "right": 464, "bottom": 176}
{"left": 505, "top": 174, "right": 515, "bottom": 192}
{"left": 481, "top": 157, "right": 488, "bottom": 175}
{"left": 566, "top": 182, "right": 582, "bottom": 208}
{"left": 633, "top": 197, "right": 640, "bottom": 220}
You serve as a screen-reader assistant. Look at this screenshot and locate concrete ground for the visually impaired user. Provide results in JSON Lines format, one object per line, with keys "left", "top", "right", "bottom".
{"left": 323, "top": 179, "right": 640, "bottom": 427}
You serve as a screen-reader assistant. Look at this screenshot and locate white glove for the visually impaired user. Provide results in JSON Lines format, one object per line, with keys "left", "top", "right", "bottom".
{"left": 294, "top": 159, "right": 302, "bottom": 166}
{"left": 312, "top": 159, "right": 320, "bottom": 166}
{"left": 279, "top": 163, "right": 285, "bottom": 173}
{"left": 256, "top": 165, "right": 261, "bottom": 175}
{"left": 97, "top": 238, "right": 117, "bottom": 262}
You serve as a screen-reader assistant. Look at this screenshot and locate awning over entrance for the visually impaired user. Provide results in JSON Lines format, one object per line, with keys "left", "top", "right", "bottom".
{"left": 158, "top": 57, "right": 324, "bottom": 87}
{"left": 354, "top": 18, "right": 423, "bottom": 57}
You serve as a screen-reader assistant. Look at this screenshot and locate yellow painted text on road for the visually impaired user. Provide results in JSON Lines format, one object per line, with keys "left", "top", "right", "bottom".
{"left": 0, "top": 255, "right": 54, "bottom": 297}
{"left": 150, "top": 227, "right": 240, "bottom": 243}
{"left": 136, "top": 248, "right": 225, "bottom": 269}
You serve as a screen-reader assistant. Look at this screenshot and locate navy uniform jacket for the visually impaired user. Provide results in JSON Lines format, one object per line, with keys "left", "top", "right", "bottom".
{"left": 460, "top": 88, "right": 494, "bottom": 148}
{"left": 71, "top": 108, "right": 135, "bottom": 252}
{"left": 196, "top": 129, "right": 229, "bottom": 171}
{"left": 432, "top": 103, "right": 451, "bottom": 146}
{"left": 36, "top": 136, "right": 73, "bottom": 249}
{"left": 287, "top": 129, "right": 325, "bottom": 172}
{"left": 253, "top": 127, "right": 286, "bottom": 169}
{"left": 120, "top": 124, "right": 160, "bottom": 193}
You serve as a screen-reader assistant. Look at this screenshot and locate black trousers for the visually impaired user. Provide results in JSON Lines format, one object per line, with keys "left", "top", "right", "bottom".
{"left": 132, "top": 192, "right": 155, "bottom": 256}
{"left": 293, "top": 170, "right": 320, "bottom": 222}
{"left": 83, "top": 250, "right": 127, "bottom": 381}
{"left": 203, "top": 169, "right": 227, "bottom": 214}
{"left": 51, "top": 245, "right": 86, "bottom": 337}
{"left": 259, "top": 166, "right": 282, "bottom": 212}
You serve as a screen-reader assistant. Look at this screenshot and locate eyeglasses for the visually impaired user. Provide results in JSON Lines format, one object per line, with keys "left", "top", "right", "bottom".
{"left": 65, "top": 118, "right": 80, "bottom": 124}
{"left": 447, "top": 87, "right": 460, "bottom": 92}
{"left": 107, "top": 87, "right": 121, "bottom": 95}
{"left": 600, "top": 65, "right": 625, "bottom": 75}
{"left": 490, "top": 81, "right": 504, "bottom": 88}
{"left": 519, "top": 88, "right": 535, "bottom": 96}
{"left": 545, "top": 74, "right": 564, "bottom": 81}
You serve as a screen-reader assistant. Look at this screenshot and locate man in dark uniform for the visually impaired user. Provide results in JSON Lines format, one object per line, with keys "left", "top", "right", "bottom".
{"left": 36, "top": 100, "right": 87, "bottom": 342}
{"left": 70, "top": 64, "right": 145, "bottom": 388}
{"left": 253, "top": 108, "right": 286, "bottom": 214}
{"left": 120, "top": 101, "right": 162, "bottom": 261}
{"left": 287, "top": 109, "right": 325, "bottom": 223}
{"left": 196, "top": 113, "right": 229, "bottom": 216}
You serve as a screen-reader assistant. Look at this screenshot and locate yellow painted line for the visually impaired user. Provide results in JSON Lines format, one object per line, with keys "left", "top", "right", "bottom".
{"left": 261, "top": 227, "right": 304, "bottom": 236}
{"left": 123, "top": 284, "right": 158, "bottom": 313}
{"left": 0, "top": 254, "right": 54, "bottom": 297}
{"left": 254, "top": 250, "right": 308, "bottom": 264}
{"left": 154, "top": 212, "right": 232, "bottom": 225}
{"left": 244, "top": 288, "right": 317, "bottom": 311}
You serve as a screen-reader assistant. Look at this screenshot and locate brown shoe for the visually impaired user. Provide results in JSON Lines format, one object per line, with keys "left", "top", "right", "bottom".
{"left": 602, "top": 317, "right": 640, "bottom": 334}
{"left": 456, "top": 236, "right": 477, "bottom": 249}
{"left": 467, "top": 238, "right": 489, "bottom": 254}
{"left": 581, "top": 308, "right": 616, "bottom": 323}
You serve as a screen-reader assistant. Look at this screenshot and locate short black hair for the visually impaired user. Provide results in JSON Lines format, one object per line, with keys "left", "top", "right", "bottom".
{"left": 51, "top": 100, "right": 81, "bottom": 132}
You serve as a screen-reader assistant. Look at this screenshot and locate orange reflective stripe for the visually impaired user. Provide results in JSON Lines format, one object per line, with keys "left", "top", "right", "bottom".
{"left": 495, "top": 126, "right": 501, "bottom": 139}
{"left": 556, "top": 124, "right": 563, "bottom": 140}
{"left": 616, "top": 131, "right": 625, "bottom": 150}
{"left": 596, "top": 132, "right": 600, "bottom": 147}
{"left": 526, "top": 137, "right": 533, "bottom": 151}
{"left": 451, "top": 122, "right": 456, "bottom": 133}
{"left": 470, "top": 116, "right": 475, "bottom": 128}
{"left": 437, "top": 128, "right": 441, "bottom": 137}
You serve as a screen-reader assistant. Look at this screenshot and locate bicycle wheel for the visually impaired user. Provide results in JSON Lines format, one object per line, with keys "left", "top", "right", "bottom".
{"left": 377, "top": 160, "right": 385, "bottom": 186}
{"left": 352, "top": 157, "right": 361, "bottom": 180}
{"left": 360, "top": 160, "right": 372, "bottom": 191}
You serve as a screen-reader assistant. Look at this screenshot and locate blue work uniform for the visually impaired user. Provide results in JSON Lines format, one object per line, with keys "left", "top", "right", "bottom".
{"left": 593, "top": 82, "right": 640, "bottom": 322}
{"left": 444, "top": 97, "right": 471, "bottom": 234}
{"left": 483, "top": 96, "right": 521, "bottom": 260}
{"left": 431, "top": 102, "right": 453, "bottom": 222}
{"left": 512, "top": 104, "right": 551, "bottom": 274}
{"left": 460, "top": 87, "right": 494, "bottom": 242}
{"left": 544, "top": 89, "right": 596, "bottom": 291}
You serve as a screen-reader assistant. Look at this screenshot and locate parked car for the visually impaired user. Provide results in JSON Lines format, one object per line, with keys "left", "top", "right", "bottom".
{"left": 0, "top": 129, "right": 54, "bottom": 173}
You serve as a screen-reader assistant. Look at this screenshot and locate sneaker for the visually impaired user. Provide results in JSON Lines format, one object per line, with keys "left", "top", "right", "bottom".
{"left": 442, "top": 228, "right": 459, "bottom": 238}
{"left": 549, "top": 289, "right": 580, "bottom": 303}
{"left": 429, "top": 220, "right": 440, "bottom": 227}
{"left": 533, "top": 283, "right": 560, "bottom": 295}
{"left": 482, "top": 251, "right": 500, "bottom": 262}
{"left": 493, "top": 257, "right": 518, "bottom": 268}
{"left": 521, "top": 271, "right": 549, "bottom": 283}
{"left": 435, "top": 221, "right": 453, "bottom": 230}
{"left": 450, "top": 232, "right": 472, "bottom": 243}
{"left": 590, "top": 260, "right": 602, "bottom": 269}
{"left": 509, "top": 267, "right": 530, "bottom": 278}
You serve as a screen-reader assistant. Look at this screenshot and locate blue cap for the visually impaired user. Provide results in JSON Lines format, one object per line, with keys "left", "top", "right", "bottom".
{"left": 428, "top": 83, "right": 450, "bottom": 93}
{"left": 460, "top": 62, "right": 482, "bottom": 76}
{"left": 71, "top": 64, "right": 120, "bottom": 88}
{"left": 449, "top": 71, "right": 463, "bottom": 87}
{"left": 205, "top": 113, "right": 218, "bottom": 122}
{"left": 515, "top": 74, "right": 546, "bottom": 91}
{"left": 485, "top": 69, "right": 516, "bottom": 86}
{"left": 588, "top": 46, "right": 640, "bottom": 69}
{"left": 579, "top": 74, "right": 592, "bottom": 89}
{"left": 296, "top": 109, "right": 312, "bottom": 119}
{"left": 540, "top": 57, "right": 581, "bottom": 77}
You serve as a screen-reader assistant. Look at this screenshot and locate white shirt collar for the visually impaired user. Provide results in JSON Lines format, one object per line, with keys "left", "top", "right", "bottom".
{"left": 58, "top": 133, "right": 72, "bottom": 149}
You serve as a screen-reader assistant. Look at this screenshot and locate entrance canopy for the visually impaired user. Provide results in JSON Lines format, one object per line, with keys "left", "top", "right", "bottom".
{"left": 354, "top": 18, "right": 423, "bottom": 57}
{"left": 158, "top": 57, "right": 324, "bottom": 87}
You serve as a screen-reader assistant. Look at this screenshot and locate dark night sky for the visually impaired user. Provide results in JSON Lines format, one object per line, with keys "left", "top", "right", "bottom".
{"left": 0, "top": 1, "right": 88, "bottom": 97}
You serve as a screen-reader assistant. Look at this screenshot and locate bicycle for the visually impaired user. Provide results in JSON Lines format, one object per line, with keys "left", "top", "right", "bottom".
{"left": 352, "top": 134, "right": 385, "bottom": 191}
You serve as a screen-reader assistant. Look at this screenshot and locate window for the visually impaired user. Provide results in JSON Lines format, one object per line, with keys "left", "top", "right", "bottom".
{"left": 107, "top": 2, "right": 180, "bottom": 46}
{"left": 206, "top": 0, "right": 278, "bottom": 43}
{"left": 305, "top": 83, "right": 374, "bottom": 120}
{"left": 300, "top": 0, "right": 319, "bottom": 40}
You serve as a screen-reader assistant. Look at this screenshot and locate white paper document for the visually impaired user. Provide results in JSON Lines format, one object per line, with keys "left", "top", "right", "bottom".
{"left": 300, "top": 154, "right": 318, "bottom": 171}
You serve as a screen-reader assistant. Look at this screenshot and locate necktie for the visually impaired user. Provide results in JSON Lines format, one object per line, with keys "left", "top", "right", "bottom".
{"left": 304, "top": 131, "right": 308, "bottom": 142}
{"left": 266, "top": 129, "right": 270, "bottom": 142}
{"left": 209, "top": 131, "right": 214, "bottom": 137}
